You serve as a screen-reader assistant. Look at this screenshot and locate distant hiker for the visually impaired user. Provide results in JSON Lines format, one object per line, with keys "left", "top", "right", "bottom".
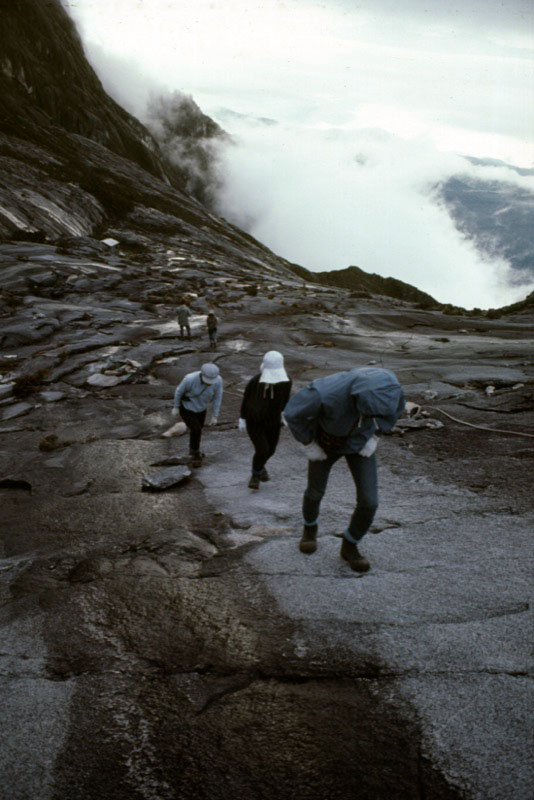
{"left": 177, "top": 303, "right": 192, "bottom": 340}
{"left": 283, "top": 367, "right": 404, "bottom": 572}
{"left": 239, "top": 351, "right": 292, "bottom": 489}
{"left": 206, "top": 311, "right": 218, "bottom": 350}
{"left": 172, "top": 363, "right": 223, "bottom": 467}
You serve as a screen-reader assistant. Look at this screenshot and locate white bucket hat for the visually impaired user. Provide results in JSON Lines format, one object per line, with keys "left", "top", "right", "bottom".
{"left": 260, "top": 351, "right": 288, "bottom": 384}
{"left": 200, "top": 363, "right": 220, "bottom": 384}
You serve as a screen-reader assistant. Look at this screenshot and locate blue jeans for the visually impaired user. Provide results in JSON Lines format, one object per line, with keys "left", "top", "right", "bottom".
{"left": 302, "top": 453, "right": 378, "bottom": 541}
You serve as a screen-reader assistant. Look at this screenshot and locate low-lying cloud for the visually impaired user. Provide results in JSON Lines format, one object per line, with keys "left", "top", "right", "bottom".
{"left": 64, "top": 0, "right": 533, "bottom": 309}
{"left": 212, "top": 114, "right": 534, "bottom": 308}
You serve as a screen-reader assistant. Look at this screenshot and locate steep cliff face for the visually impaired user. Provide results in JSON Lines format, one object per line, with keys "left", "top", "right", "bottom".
{"left": 0, "top": 0, "right": 301, "bottom": 281}
{"left": 0, "top": 0, "right": 167, "bottom": 180}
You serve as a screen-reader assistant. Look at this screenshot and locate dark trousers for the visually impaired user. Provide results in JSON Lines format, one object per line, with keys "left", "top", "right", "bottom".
{"left": 303, "top": 453, "right": 378, "bottom": 540}
{"left": 179, "top": 323, "right": 191, "bottom": 339}
{"left": 246, "top": 420, "right": 281, "bottom": 474}
{"left": 180, "top": 404, "right": 206, "bottom": 453}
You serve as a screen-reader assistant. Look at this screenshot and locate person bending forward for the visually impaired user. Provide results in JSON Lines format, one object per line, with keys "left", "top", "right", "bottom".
{"left": 172, "top": 362, "right": 223, "bottom": 467}
{"left": 283, "top": 366, "right": 404, "bottom": 572}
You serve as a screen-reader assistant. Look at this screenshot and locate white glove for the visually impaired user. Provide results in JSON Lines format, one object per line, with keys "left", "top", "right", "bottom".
{"left": 301, "top": 441, "right": 328, "bottom": 461}
{"left": 359, "top": 434, "right": 378, "bottom": 457}
{"left": 171, "top": 407, "right": 179, "bottom": 417}
{"left": 209, "top": 415, "right": 218, "bottom": 426}
{"left": 238, "top": 418, "right": 247, "bottom": 432}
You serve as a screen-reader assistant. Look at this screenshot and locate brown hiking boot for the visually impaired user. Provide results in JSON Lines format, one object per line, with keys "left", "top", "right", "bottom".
{"left": 259, "top": 469, "right": 270, "bottom": 482}
{"left": 299, "top": 524, "right": 318, "bottom": 554}
{"left": 340, "top": 537, "right": 370, "bottom": 572}
{"left": 248, "top": 474, "right": 260, "bottom": 490}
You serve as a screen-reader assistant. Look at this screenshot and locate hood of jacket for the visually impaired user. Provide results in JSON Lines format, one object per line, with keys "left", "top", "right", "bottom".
{"left": 312, "top": 367, "right": 404, "bottom": 435}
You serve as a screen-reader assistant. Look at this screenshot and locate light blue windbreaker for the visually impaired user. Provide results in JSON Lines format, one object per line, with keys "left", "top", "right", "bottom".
{"left": 283, "top": 367, "right": 404, "bottom": 454}
{"left": 174, "top": 371, "right": 223, "bottom": 416}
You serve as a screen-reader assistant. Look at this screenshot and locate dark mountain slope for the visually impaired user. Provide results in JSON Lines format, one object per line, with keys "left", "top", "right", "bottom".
{"left": 289, "top": 264, "right": 437, "bottom": 306}
{"left": 0, "top": 0, "right": 302, "bottom": 278}
{"left": 0, "top": 0, "right": 167, "bottom": 180}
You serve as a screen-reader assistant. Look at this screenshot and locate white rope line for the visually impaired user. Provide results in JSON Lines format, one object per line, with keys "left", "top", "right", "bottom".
{"left": 427, "top": 406, "right": 534, "bottom": 439}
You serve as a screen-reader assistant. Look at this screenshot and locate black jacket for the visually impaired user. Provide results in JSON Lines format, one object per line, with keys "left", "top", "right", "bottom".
{"left": 240, "top": 374, "right": 292, "bottom": 426}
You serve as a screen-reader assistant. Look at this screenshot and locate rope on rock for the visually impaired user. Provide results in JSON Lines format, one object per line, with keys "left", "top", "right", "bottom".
{"left": 427, "top": 406, "right": 534, "bottom": 439}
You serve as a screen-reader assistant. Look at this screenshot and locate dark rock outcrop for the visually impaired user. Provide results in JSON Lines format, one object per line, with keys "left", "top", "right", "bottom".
{"left": 289, "top": 263, "right": 438, "bottom": 306}
{"left": 0, "top": 0, "right": 168, "bottom": 180}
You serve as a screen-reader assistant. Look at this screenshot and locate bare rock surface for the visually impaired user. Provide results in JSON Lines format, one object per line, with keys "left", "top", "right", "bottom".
{"left": 0, "top": 238, "right": 532, "bottom": 800}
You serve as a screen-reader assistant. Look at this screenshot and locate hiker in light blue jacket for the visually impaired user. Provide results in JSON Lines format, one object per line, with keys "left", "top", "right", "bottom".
{"left": 172, "top": 363, "right": 223, "bottom": 467}
{"left": 283, "top": 367, "right": 404, "bottom": 572}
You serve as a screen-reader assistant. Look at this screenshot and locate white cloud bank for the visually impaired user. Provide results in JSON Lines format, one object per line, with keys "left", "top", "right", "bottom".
{"left": 212, "top": 116, "right": 533, "bottom": 308}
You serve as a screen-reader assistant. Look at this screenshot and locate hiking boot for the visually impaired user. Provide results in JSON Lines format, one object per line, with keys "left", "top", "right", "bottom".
{"left": 248, "top": 474, "right": 260, "bottom": 490}
{"left": 299, "top": 524, "right": 318, "bottom": 554}
{"left": 259, "top": 469, "right": 270, "bottom": 482}
{"left": 191, "top": 451, "right": 203, "bottom": 468}
{"left": 340, "top": 537, "right": 370, "bottom": 572}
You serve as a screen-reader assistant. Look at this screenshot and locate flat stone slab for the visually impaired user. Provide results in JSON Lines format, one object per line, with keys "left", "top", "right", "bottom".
{"left": 2, "top": 402, "right": 32, "bottom": 421}
{"left": 86, "top": 373, "right": 121, "bottom": 387}
{"left": 0, "top": 383, "right": 15, "bottom": 400}
{"left": 141, "top": 465, "right": 191, "bottom": 491}
{"left": 40, "top": 391, "right": 65, "bottom": 402}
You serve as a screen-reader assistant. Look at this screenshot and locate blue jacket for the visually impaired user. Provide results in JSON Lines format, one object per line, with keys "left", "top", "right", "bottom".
{"left": 174, "top": 371, "right": 223, "bottom": 416}
{"left": 283, "top": 367, "right": 404, "bottom": 453}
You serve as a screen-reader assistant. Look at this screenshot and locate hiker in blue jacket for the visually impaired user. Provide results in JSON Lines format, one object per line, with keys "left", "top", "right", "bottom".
{"left": 283, "top": 367, "right": 404, "bottom": 572}
{"left": 172, "top": 363, "right": 223, "bottom": 467}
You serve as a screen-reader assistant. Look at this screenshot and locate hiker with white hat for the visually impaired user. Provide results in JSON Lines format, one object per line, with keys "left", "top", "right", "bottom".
{"left": 172, "top": 363, "right": 223, "bottom": 467}
{"left": 239, "top": 351, "right": 292, "bottom": 489}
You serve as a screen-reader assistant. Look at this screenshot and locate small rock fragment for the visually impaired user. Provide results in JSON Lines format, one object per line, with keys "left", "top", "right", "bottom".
{"left": 2, "top": 402, "right": 32, "bottom": 420}
{"left": 40, "top": 391, "right": 65, "bottom": 402}
{"left": 0, "top": 383, "right": 15, "bottom": 400}
{"left": 142, "top": 466, "right": 191, "bottom": 491}
{"left": 87, "top": 373, "right": 121, "bottom": 387}
{"left": 62, "top": 480, "right": 92, "bottom": 497}
{"left": 161, "top": 421, "right": 187, "bottom": 438}
{"left": 150, "top": 455, "right": 189, "bottom": 467}
{"left": 38, "top": 434, "right": 73, "bottom": 451}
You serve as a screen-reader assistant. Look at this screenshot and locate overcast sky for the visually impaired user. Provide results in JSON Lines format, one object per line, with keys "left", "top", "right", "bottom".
{"left": 67, "top": 0, "right": 533, "bottom": 164}
{"left": 64, "top": 0, "right": 534, "bottom": 306}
